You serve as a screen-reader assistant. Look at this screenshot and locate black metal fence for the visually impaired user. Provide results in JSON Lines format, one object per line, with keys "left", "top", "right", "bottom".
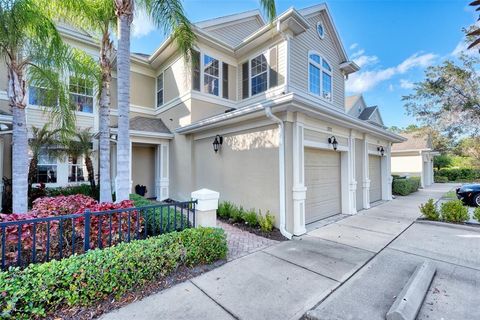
{"left": 0, "top": 201, "right": 196, "bottom": 270}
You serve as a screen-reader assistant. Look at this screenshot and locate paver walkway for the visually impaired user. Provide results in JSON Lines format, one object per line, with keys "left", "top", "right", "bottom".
{"left": 217, "top": 220, "right": 278, "bottom": 261}
{"left": 101, "top": 184, "right": 456, "bottom": 320}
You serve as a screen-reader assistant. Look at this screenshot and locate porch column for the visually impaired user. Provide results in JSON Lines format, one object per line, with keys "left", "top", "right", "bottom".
{"left": 0, "top": 137, "right": 4, "bottom": 211}
{"left": 129, "top": 141, "right": 133, "bottom": 193}
{"left": 292, "top": 121, "right": 306, "bottom": 236}
{"left": 110, "top": 143, "right": 117, "bottom": 192}
{"left": 362, "top": 138, "right": 371, "bottom": 209}
{"left": 156, "top": 143, "right": 169, "bottom": 201}
{"left": 381, "top": 143, "right": 392, "bottom": 200}
{"left": 348, "top": 134, "right": 357, "bottom": 214}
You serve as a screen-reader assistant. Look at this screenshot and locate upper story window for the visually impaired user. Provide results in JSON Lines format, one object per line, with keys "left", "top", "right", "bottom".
{"left": 308, "top": 52, "right": 332, "bottom": 101}
{"left": 203, "top": 54, "right": 219, "bottom": 96}
{"left": 157, "top": 72, "right": 164, "bottom": 107}
{"left": 316, "top": 22, "right": 325, "bottom": 39}
{"left": 251, "top": 53, "right": 268, "bottom": 96}
{"left": 69, "top": 76, "right": 94, "bottom": 113}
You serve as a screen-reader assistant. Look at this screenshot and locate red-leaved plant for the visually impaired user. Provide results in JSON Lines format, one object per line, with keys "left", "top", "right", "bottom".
{"left": 0, "top": 195, "right": 142, "bottom": 267}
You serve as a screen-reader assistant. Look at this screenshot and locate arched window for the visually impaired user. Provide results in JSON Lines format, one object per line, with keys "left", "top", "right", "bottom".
{"left": 308, "top": 51, "right": 332, "bottom": 101}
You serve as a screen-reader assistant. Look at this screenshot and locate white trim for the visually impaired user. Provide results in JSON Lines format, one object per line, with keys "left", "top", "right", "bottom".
{"left": 304, "top": 140, "right": 348, "bottom": 152}
{"left": 316, "top": 21, "right": 325, "bottom": 39}
{"left": 195, "top": 9, "right": 265, "bottom": 29}
{"left": 156, "top": 72, "right": 164, "bottom": 108}
{"left": 307, "top": 51, "right": 332, "bottom": 102}
{"left": 0, "top": 90, "right": 8, "bottom": 101}
{"left": 193, "top": 118, "right": 273, "bottom": 141}
{"left": 110, "top": 128, "right": 173, "bottom": 139}
{"left": 302, "top": 124, "right": 349, "bottom": 139}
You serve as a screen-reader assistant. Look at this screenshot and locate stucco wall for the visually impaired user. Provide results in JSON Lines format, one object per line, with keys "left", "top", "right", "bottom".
{"left": 0, "top": 62, "right": 7, "bottom": 93}
{"left": 132, "top": 145, "right": 156, "bottom": 198}
{"left": 192, "top": 124, "right": 280, "bottom": 225}
{"left": 391, "top": 153, "right": 422, "bottom": 174}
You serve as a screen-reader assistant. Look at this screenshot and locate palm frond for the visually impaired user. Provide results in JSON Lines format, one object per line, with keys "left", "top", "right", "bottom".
{"left": 259, "top": 0, "right": 276, "bottom": 23}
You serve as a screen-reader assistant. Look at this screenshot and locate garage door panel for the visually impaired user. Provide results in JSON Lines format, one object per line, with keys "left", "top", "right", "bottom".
{"left": 305, "top": 148, "right": 341, "bottom": 224}
{"left": 369, "top": 155, "right": 382, "bottom": 203}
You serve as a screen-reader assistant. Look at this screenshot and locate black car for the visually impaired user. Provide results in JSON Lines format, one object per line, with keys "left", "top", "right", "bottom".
{"left": 456, "top": 184, "right": 480, "bottom": 207}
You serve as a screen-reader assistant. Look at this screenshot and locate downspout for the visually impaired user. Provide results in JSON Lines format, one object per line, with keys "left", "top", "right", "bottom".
{"left": 265, "top": 106, "right": 292, "bottom": 239}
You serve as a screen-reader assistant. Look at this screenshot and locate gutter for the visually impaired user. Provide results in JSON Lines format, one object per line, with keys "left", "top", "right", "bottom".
{"left": 264, "top": 106, "right": 292, "bottom": 240}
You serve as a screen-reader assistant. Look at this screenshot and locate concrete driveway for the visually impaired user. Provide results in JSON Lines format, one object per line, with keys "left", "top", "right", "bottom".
{"left": 101, "top": 183, "right": 477, "bottom": 320}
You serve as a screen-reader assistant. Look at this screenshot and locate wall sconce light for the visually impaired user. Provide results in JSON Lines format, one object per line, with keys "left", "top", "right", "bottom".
{"left": 328, "top": 136, "right": 338, "bottom": 151}
{"left": 110, "top": 134, "right": 117, "bottom": 140}
{"left": 377, "top": 146, "right": 385, "bottom": 157}
{"left": 213, "top": 135, "right": 223, "bottom": 153}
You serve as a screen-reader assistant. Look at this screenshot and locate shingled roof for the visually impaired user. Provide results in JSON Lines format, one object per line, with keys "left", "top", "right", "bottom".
{"left": 392, "top": 132, "right": 432, "bottom": 151}
{"left": 113, "top": 116, "right": 171, "bottom": 134}
{"left": 358, "top": 106, "right": 378, "bottom": 120}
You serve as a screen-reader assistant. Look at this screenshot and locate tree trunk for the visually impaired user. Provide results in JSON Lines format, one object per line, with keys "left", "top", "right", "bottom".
{"left": 7, "top": 62, "right": 28, "bottom": 213}
{"left": 85, "top": 155, "right": 96, "bottom": 190}
{"left": 98, "top": 31, "right": 113, "bottom": 203}
{"left": 115, "top": 12, "right": 132, "bottom": 202}
{"left": 28, "top": 155, "right": 38, "bottom": 195}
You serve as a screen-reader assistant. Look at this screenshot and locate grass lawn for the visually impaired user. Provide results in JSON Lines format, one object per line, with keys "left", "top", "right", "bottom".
{"left": 442, "top": 190, "right": 457, "bottom": 200}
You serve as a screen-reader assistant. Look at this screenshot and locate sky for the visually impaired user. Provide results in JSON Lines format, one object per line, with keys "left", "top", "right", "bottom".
{"left": 130, "top": 0, "right": 477, "bottom": 128}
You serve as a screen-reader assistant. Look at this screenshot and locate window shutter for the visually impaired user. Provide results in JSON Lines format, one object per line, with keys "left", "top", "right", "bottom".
{"left": 222, "top": 63, "right": 229, "bottom": 99}
{"left": 269, "top": 46, "right": 278, "bottom": 88}
{"left": 242, "top": 62, "right": 249, "bottom": 99}
{"left": 192, "top": 50, "right": 200, "bottom": 91}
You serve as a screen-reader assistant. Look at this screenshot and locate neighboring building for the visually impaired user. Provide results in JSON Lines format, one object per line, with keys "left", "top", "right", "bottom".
{"left": 0, "top": 3, "right": 405, "bottom": 236}
{"left": 391, "top": 132, "right": 438, "bottom": 188}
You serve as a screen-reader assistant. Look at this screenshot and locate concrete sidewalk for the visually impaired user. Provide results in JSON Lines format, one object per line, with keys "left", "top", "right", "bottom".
{"left": 101, "top": 184, "right": 456, "bottom": 320}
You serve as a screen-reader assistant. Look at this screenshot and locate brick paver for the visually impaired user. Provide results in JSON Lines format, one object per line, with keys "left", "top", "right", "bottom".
{"left": 216, "top": 221, "right": 279, "bottom": 261}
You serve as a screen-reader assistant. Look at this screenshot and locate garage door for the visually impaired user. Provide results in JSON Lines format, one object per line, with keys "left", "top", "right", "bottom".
{"left": 305, "top": 148, "right": 341, "bottom": 224}
{"left": 369, "top": 155, "right": 382, "bottom": 203}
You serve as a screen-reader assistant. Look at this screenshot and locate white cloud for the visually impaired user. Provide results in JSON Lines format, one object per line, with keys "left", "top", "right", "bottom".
{"left": 399, "top": 79, "right": 415, "bottom": 89}
{"left": 349, "top": 43, "right": 359, "bottom": 50}
{"left": 132, "top": 9, "right": 156, "bottom": 38}
{"left": 451, "top": 40, "right": 479, "bottom": 57}
{"left": 353, "top": 54, "right": 379, "bottom": 68}
{"left": 388, "top": 84, "right": 394, "bottom": 92}
{"left": 346, "top": 52, "right": 437, "bottom": 94}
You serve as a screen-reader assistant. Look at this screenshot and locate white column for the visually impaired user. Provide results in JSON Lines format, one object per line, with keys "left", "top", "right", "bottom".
{"left": 381, "top": 143, "right": 391, "bottom": 200}
{"left": 155, "top": 145, "right": 161, "bottom": 200}
{"left": 292, "top": 121, "right": 307, "bottom": 235}
{"left": 420, "top": 151, "right": 425, "bottom": 188}
{"left": 362, "top": 138, "right": 371, "bottom": 209}
{"left": 159, "top": 143, "right": 169, "bottom": 200}
{"left": 348, "top": 134, "right": 357, "bottom": 214}
{"left": 111, "top": 143, "right": 117, "bottom": 192}
{"left": 386, "top": 143, "right": 393, "bottom": 200}
{"left": 191, "top": 188, "right": 219, "bottom": 228}
{"left": 129, "top": 141, "right": 133, "bottom": 193}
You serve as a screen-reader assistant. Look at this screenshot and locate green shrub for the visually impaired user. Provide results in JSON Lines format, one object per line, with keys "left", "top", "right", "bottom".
{"left": 217, "top": 201, "right": 236, "bottom": 219}
{"left": 243, "top": 209, "right": 259, "bottom": 227}
{"left": 230, "top": 206, "right": 244, "bottom": 223}
{"left": 437, "top": 168, "right": 480, "bottom": 182}
{"left": 419, "top": 199, "right": 439, "bottom": 221}
{"left": 130, "top": 194, "right": 189, "bottom": 235}
{"left": 392, "top": 177, "right": 420, "bottom": 196}
{"left": 440, "top": 200, "right": 469, "bottom": 223}
{"left": 258, "top": 210, "right": 275, "bottom": 232}
{"left": 0, "top": 228, "right": 227, "bottom": 319}
{"left": 474, "top": 207, "right": 480, "bottom": 223}
{"left": 434, "top": 175, "right": 449, "bottom": 183}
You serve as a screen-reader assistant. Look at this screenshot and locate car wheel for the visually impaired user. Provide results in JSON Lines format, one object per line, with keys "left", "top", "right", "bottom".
{"left": 475, "top": 194, "right": 480, "bottom": 207}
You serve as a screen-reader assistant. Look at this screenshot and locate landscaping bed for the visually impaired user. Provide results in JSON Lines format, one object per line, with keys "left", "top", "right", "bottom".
{"left": 0, "top": 227, "right": 227, "bottom": 319}
{"left": 217, "top": 201, "right": 287, "bottom": 241}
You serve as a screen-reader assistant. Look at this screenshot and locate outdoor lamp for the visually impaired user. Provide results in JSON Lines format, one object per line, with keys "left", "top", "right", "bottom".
{"left": 377, "top": 146, "right": 385, "bottom": 156}
{"left": 328, "top": 136, "right": 338, "bottom": 151}
{"left": 213, "top": 135, "right": 223, "bottom": 153}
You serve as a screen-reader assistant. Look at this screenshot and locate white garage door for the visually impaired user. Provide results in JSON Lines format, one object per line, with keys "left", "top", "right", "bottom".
{"left": 369, "top": 155, "right": 382, "bottom": 203}
{"left": 305, "top": 148, "right": 341, "bottom": 224}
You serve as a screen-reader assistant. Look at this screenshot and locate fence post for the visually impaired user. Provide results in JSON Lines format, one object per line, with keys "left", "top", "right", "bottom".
{"left": 84, "top": 209, "right": 91, "bottom": 252}
{"left": 190, "top": 189, "right": 219, "bottom": 228}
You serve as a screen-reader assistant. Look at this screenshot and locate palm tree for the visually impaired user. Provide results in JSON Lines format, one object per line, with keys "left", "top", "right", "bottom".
{"left": 0, "top": 0, "right": 96, "bottom": 213}
{"left": 112, "top": 0, "right": 276, "bottom": 201}
{"left": 468, "top": 1, "right": 480, "bottom": 49}
{"left": 65, "top": 129, "right": 96, "bottom": 193}
{"left": 45, "top": 0, "right": 116, "bottom": 202}
{"left": 28, "top": 124, "right": 61, "bottom": 191}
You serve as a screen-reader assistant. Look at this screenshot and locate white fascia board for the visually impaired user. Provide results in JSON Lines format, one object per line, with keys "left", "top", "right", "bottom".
{"left": 391, "top": 148, "right": 433, "bottom": 154}
{"left": 110, "top": 128, "right": 173, "bottom": 139}
{"left": 195, "top": 9, "right": 265, "bottom": 29}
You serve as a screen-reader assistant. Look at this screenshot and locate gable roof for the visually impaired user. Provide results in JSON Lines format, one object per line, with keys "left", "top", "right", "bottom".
{"left": 195, "top": 9, "right": 265, "bottom": 30}
{"left": 358, "top": 106, "right": 377, "bottom": 120}
{"left": 345, "top": 95, "right": 361, "bottom": 111}
{"left": 392, "top": 132, "right": 432, "bottom": 151}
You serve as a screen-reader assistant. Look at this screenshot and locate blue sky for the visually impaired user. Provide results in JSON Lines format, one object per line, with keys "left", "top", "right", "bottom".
{"left": 130, "top": 0, "right": 476, "bottom": 128}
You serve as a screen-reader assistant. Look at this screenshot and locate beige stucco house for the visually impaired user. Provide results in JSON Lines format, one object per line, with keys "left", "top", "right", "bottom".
{"left": 391, "top": 132, "right": 438, "bottom": 188}
{"left": 0, "top": 3, "right": 405, "bottom": 237}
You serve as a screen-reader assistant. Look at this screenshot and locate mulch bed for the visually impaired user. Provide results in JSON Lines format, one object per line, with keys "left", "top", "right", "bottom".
{"left": 47, "top": 260, "right": 226, "bottom": 320}
{"left": 219, "top": 217, "right": 287, "bottom": 241}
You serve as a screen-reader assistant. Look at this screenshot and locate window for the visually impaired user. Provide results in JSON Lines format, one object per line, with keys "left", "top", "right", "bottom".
{"left": 69, "top": 76, "right": 94, "bottom": 113}
{"left": 29, "top": 86, "right": 50, "bottom": 106}
{"left": 35, "top": 148, "right": 57, "bottom": 183}
{"left": 203, "top": 54, "right": 219, "bottom": 96}
{"left": 192, "top": 50, "right": 201, "bottom": 91}
{"left": 157, "top": 73, "right": 164, "bottom": 107}
{"left": 317, "top": 22, "right": 325, "bottom": 39}
{"left": 251, "top": 53, "right": 268, "bottom": 96}
{"left": 308, "top": 52, "right": 332, "bottom": 101}
{"left": 68, "top": 156, "right": 86, "bottom": 183}
{"left": 222, "top": 63, "right": 229, "bottom": 99}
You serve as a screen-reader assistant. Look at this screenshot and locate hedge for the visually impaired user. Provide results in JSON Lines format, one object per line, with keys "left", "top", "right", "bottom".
{"left": 392, "top": 176, "right": 421, "bottom": 196}
{"left": 435, "top": 168, "right": 480, "bottom": 182}
{"left": 0, "top": 227, "right": 227, "bottom": 319}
